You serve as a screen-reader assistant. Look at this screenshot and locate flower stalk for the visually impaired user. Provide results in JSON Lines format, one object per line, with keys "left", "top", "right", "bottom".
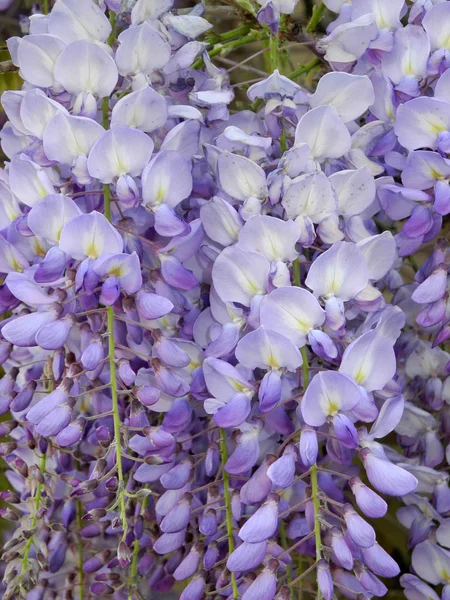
{"left": 302, "top": 346, "right": 323, "bottom": 599}
{"left": 19, "top": 451, "right": 46, "bottom": 591}
{"left": 128, "top": 493, "right": 149, "bottom": 599}
{"left": 220, "top": 428, "right": 239, "bottom": 599}
{"left": 76, "top": 501, "right": 85, "bottom": 600}
{"left": 101, "top": 8, "right": 128, "bottom": 541}
{"left": 295, "top": 259, "right": 322, "bottom": 599}
{"left": 193, "top": 30, "right": 270, "bottom": 68}
{"left": 288, "top": 57, "right": 321, "bottom": 80}
{"left": 269, "top": 34, "right": 280, "bottom": 71}
{"left": 306, "top": 2, "right": 325, "bottom": 33}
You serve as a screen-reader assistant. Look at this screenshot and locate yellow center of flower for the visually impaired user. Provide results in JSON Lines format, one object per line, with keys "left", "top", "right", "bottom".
{"left": 267, "top": 353, "right": 279, "bottom": 368}
{"left": 11, "top": 257, "right": 23, "bottom": 272}
{"left": 328, "top": 400, "right": 339, "bottom": 415}
{"left": 354, "top": 368, "right": 366, "bottom": 385}
{"left": 86, "top": 241, "right": 99, "bottom": 259}
{"left": 109, "top": 266, "right": 123, "bottom": 277}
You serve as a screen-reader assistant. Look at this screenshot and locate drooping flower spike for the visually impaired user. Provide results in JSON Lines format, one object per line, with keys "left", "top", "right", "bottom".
{"left": 0, "top": 0, "right": 448, "bottom": 598}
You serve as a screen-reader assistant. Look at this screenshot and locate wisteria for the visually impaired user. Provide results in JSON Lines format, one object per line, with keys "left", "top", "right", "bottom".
{"left": 0, "top": 0, "right": 449, "bottom": 598}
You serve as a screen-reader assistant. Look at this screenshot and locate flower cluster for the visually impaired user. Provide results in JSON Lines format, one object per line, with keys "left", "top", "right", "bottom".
{"left": 0, "top": 0, "right": 449, "bottom": 598}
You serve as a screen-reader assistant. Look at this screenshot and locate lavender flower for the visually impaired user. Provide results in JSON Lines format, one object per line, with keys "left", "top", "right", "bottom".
{"left": 0, "top": 0, "right": 449, "bottom": 597}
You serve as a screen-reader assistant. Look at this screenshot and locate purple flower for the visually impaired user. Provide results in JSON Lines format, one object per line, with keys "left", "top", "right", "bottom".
{"left": 227, "top": 541, "right": 268, "bottom": 572}
{"left": 239, "top": 493, "right": 280, "bottom": 543}
{"left": 301, "top": 371, "right": 361, "bottom": 427}
{"left": 361, "top": 449, "right": 418, "bottom": 496}
{"left": 1, "top": 0, "right": 450, "bottom": 596}
{"left": 343, "top": 504, "right": 376, "bottom": 548}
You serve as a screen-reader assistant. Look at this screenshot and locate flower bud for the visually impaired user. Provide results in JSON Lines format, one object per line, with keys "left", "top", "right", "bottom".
{"left": 203, "top": 542, "right": 219, "bottom": 569}
{"left": 90, "top": 583, "right": 114, "bottom": 596}
{"left": 173, "top": 542, "right": 203, "bottom": 581}
{"left": 239, "top": 493, "right": 280, "bottom": 543}
{"left": 118, "top": 540, "right": 131, "bottom": 568}
{"left": 299, "top": 426, "right": 318, "bottom": 467}
{"left": 81, "top": 521, "right": 111, "bottom": 539}
{"left": 180, "top": 572, "right": 205, "bottom": 600}
{"left": 343, "top": 504, "right": 376, "bottom": 548}
{"left": 349, "top": 477, "right": 387, "bottom": 519}
{"left": 317, "top": 560, "right": 334, "bottom": 600}
{"left": 84, "top": 550, "right": 111, "bottom": 573}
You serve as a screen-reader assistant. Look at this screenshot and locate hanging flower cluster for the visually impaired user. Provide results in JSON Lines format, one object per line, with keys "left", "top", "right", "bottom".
{"left": 0, "top": 0, "right": 450, "bottom": 598}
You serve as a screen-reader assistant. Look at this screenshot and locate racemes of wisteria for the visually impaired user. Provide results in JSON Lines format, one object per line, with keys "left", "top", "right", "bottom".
{"left": 0, "top": 0, "right": 449, "bottom": 598}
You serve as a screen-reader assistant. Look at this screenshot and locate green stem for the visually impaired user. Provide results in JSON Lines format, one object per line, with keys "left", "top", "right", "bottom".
{"left": 193, "top": 31, "right": 269, "bottom": 68}
{"left": 104, "top": 182, "right": 111, "bottom": 221}
{"left": 234, "top": 0, "right": 257, "bottom": 15}
{"left": 102, "top": 11, "right": 127, "bottom": 539}
{"left": 102, "top": 97, "right": 110, "bottom": 130}
{"left": 300, "top": 346, "right": 309, "bottom": 390}
{"left": 220, "top": 429, "right": 239, "bottom": 599}
{"left": 280, "top": 129, "right": 287, "bottom": 154}
{"left": 300, "top": 346, "right": 321, "bottom": 599}
{"left": 128, "top": 546, "right": 139, "bottom": 600}
{"left": 292, "top": 258, "right": 301, "bottom": 286}
{"left": 108, "top": 11, "right": 116, "bottom": 46}
{"left": 203, "top": 24, "right": 253, "bottom": 52}
{"left": 220, "top": 24, "right": 252, "bottom": 41}
{"left": 306, "top": 2, "right": 325, "bottom": 33}
{"left": 76, "top": 502, "right": 85, "bottom": 600}
{"left": 43, "top": 0, "right": 49, "bottom": 14}
{"left": 20, "top": 452, "right": 46, "bottom": 585}
{"left": 210, "top": 31, "right": 267, "bottom": 56}
{"left": 311, "top": 463, "right": 322, "bottom": 599}
{"left": 128, "top": 494, "right": 149, "bottom": 600}
{"left": 107, "top": 303, "right": 128, "bottom": 535}
{"left": 288, "top": 57, "right": 321, "bottom": 80}
{"left": 296, "top": 273, "right": 321, "bottom": 599}
{"left": 269, "top": 34, "right": 280, "bottom": 71}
